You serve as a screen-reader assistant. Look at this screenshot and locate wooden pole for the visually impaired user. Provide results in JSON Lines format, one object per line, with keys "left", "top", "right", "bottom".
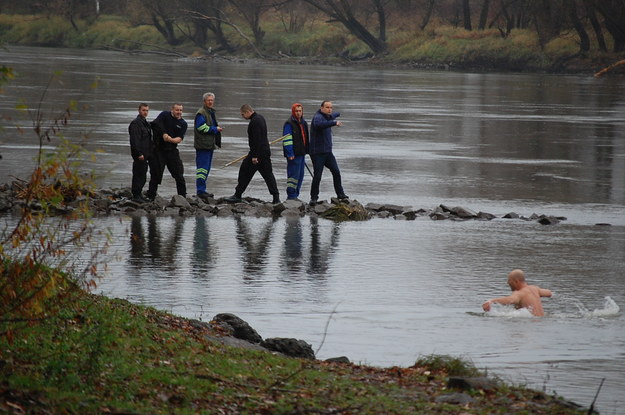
{"left": 222, "top": 134, "right": 289, "bottom": 168}
{"left": 594, "top": 59, "right": 625, "bottom": 78}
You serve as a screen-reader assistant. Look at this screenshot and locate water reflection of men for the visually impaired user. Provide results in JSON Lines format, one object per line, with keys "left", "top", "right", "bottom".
{"left": 308, "top": 216, "right": 341, "bottom": 277}
{"left": 309, "top": 100, "right": 348, "bottom": 206}
{"left": 234, "top": 216, "right": 277, "bottom": 277}
{"left": 225, "top": 105, "right": 280, "bottom": 204}
{"left": 129, "top": 215, "right": 161, "bottom": 268}
{"left": 128, "top": 216, "right": 183, "bottom": 272}
{"left": 482, "top": 269, "right": 553, "bottom": 316}
{"left": 152, "top": 103, "right": 188, "bottom": 197}
{"left": 128, "top": 103, "right": 159, "bottom": 202}
{"left": 129, "top": 216, "right": 146, "bottom": 261}
{"left": 194, "top": 92, "right": 223, "bottom": 200}
{"left": 190, "top": 216, "right": 216, "bottom": 275}
{"left": 282, "top": 217, "right": 304, "bottom": 273}
{"left": 282, "top": 103, "right": 309, "bottom": 201}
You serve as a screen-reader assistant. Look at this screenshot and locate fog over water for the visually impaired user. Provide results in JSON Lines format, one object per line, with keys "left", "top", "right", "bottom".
{"left": 1, "top": 46, "right": 624, "bottom": 413}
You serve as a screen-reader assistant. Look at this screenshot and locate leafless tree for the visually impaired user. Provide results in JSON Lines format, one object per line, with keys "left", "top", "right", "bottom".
{"left": 478, "top": 0, "right": 491, "bottom": 30}
{"left": 274, "top": 0, "right": 313, "bottom": 33}
{"left": 301, "top": 0, "right": 389, "bottom": 55}
{"left": 583, "top": 0, "right": 607, "bottom": 52}
{"left": 184, "top": 0, "right": 235, "bottom": 52}
{"left": 227, "top": 0, "right": 270, "bottom": 46}
{"left": 589, "top": 0, "right": 625, "bottom": 52}
{"left": 566, "top": 0, "right": 590, "bottom": 54}
{"left": 461, "top": 0, "right": 472, "bottom": 30}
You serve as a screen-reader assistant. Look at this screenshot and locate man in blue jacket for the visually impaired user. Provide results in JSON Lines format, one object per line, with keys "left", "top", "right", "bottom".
{"left": 309, "top": 100, "right": 348, "bottom": 205}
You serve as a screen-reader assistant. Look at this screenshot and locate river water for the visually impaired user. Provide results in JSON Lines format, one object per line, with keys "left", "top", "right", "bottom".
{"left": 1, "top": 46, "right": 624, "bottom": 413}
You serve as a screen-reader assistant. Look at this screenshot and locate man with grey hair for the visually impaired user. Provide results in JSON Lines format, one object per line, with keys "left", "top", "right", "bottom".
{"left": 194, "top": 92, "right": 223, "bottom": 200}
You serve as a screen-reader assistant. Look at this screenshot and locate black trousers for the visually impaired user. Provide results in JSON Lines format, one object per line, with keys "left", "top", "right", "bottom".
{"left": 235, "top": 155, "right": 279, "bottom": 198}
{"left": 131, "top": 156, "right": 160, "bottom": 198}
{"left": 310, "top": 152, "right": 344, "bottom": 199}
{"left": 155, "top": 148, "right": 186, "bottom": 196}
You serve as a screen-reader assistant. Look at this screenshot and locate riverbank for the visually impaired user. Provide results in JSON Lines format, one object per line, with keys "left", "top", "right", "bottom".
{"left": 1, "top": 13, "right": 623, "bottom": 76}
{"left": 1, "top": 288, "right": 589, "bottom": 414}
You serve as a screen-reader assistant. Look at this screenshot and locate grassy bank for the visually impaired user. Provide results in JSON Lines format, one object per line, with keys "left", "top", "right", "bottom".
{"left": 1, "top": 288, "right": 588, "bottom": 414}
{"left": 0, "top": 13, "right": 620, "bottom": 74}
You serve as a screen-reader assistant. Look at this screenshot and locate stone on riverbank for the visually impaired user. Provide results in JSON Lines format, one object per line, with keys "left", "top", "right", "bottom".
{"left": 212, "top": 313, "right": 263, "bottom": 344}
{"left": 261, "top": 338, "right": 316, "bottom": 360}
{"left": 210, "top": 313, "right": 317, "bottom": 360}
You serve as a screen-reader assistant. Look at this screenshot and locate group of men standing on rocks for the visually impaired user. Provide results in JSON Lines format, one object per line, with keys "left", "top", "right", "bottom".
{"left": 129, "top": 96, "right": 556, "bottom": 318}
{"left": 128, "top": 93, "right": 349, "bottom": 206}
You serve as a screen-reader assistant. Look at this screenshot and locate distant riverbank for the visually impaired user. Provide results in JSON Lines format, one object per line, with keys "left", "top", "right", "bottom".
{"left": 1, "top": 13, "right": 623, "bottom": 76}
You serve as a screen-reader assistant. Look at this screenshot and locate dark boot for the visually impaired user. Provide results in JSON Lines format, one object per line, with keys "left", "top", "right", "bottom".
{"left": 225, "top": 194, "right": 242, "bottom": 203}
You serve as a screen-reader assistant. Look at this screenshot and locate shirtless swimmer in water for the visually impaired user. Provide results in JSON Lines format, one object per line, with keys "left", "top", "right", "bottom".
{"left": 482, "top": 269, "right": 553, "bottom": 316}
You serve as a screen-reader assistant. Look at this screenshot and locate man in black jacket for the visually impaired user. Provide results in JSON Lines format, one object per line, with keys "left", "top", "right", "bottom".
{"left": 152, "top": 103, "right": 188, "bottom": 197}
{"left": 225, "top": 104, "right": 280, "bottom": 204}
{"left": 128, "top": 103, "right": 159, "bottom": 202}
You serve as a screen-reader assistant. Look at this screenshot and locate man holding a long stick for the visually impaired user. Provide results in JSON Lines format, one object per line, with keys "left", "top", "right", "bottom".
{"left": 225, "top": 104, "right": 280, "bottom": 204}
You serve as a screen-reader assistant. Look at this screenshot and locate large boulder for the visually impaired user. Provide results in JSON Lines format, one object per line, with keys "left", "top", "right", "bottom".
{"left": 260, "top": 337, "right": 315, "bottom": 359}
{"left": 211, "top": 313, "right": 263, "bottom": 344}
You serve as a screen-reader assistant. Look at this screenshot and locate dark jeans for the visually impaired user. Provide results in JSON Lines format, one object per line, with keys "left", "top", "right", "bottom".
{"left": 310, "top": 152, "right": 344, "bottom": 199}
{"left": 235, "top": 154, "right": 279, "bottom": 198}
{"left": 131, "top": 156, "right": 159, "bottom": 198}
{"left": 155, "top": 148, "right": 186, "bottom": 196}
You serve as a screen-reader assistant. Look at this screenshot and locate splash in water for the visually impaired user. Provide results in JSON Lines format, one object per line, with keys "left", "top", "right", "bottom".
{"left": 477, "top": 296, "right": 620, "bottom": 319}
{"left": 482, "top": 305, "right": 536, "bottom": 318}
{"left": 576, "top": 296, "right": 620, "bottom": 318}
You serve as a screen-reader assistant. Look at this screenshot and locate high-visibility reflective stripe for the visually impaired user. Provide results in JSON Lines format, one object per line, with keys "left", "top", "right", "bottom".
{"left": 287, "top": 178, "right": 299, "bottom": 189}
{"left": 196, "top": 168, "right": 208, "bottom": 180}
{"left": 282, "top": 135, "right": 293, "bottom": 146}
{"left": 198, "top": 124, "right": 210, "bottom": 133}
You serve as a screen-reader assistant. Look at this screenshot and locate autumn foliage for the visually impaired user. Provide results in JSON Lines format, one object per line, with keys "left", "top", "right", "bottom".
{"left": 0, "top": 74, "right": 104, "bottom": 341}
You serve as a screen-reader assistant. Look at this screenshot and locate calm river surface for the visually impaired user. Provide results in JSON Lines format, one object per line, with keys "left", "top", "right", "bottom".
{"left": 1, "top": 46, "right": 625, "bottom": 413}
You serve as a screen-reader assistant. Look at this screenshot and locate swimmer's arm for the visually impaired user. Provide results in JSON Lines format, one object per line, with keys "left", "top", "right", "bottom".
{"left": 482, "top": 292, "right": 521, "bottom": 311}
{"left": 539, "top": 288, "right": 553, "bottom": 298}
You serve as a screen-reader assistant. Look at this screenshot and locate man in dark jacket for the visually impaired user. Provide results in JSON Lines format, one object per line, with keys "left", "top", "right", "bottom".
{"left": 152, "top": 103, "right": 188, "bottom": 197}
{"left": 129, "top": 103, "right": 158, "bottom": 202}
{"left": 194, "top": 92, "right": 223, "bottom": 200}
{"left": 282, "top": 103, "right": 309, "bottom": 201}
{"left": 225, "top": 104, "right": 280, "bottom": 204}
{"left": 309, "top": 100, "right": 348, "bottom": 205}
